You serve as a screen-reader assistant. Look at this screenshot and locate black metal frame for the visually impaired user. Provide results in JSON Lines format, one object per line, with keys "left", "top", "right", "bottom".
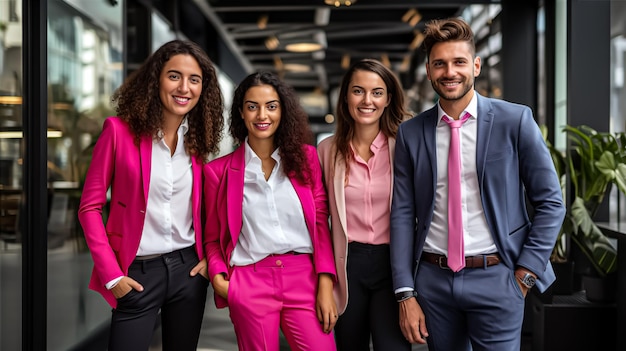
{"left": 22, "top": 0, "right": 48, "bottom": 349}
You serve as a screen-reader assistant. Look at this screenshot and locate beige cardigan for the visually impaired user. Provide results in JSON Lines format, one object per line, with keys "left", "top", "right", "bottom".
{"left": 317, "top": 135, "right": 395, "bottom": 314}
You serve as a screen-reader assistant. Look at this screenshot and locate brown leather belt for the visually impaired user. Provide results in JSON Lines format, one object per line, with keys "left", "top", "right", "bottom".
{"left": 421, "top": 252, "right": 501, "bottom": 269}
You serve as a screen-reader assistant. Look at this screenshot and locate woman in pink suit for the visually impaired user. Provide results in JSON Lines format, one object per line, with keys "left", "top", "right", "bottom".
{"left": 78, "top": 40, "right": 224, "bottom": 351}
{"left": 317, "top": 59, "right": 412, "bottom": 350}
{"left": 203, "top": 71, "right": 337, "bottom": 351}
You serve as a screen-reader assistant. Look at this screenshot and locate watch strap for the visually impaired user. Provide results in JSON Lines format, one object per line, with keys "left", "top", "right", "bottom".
{"left": 395, "top": 290, "right": 417, "bottom": 302}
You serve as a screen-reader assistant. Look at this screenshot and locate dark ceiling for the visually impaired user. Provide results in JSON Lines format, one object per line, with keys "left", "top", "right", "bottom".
{"left": 195, "top": 0, "right": 495, "bottom": 94}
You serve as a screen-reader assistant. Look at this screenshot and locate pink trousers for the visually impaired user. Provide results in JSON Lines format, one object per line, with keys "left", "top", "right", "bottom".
{"left": 227, "top": 253, "right": 337, "bottom": 351}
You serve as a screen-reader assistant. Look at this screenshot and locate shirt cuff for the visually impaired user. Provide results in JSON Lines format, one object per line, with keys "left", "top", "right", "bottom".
{"left": 105, "top": 276, "right": 123, "bottom": 290}
{"left": 395, "top": 286, "right": 414, "bottom": 294}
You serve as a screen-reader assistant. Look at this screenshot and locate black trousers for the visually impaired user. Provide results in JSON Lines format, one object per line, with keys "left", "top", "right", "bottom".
{"left": 108, "top": 245, "right": 209, "bottom": 351}
{"left": 334, "top": 242, "right": 411, "bottom": 351}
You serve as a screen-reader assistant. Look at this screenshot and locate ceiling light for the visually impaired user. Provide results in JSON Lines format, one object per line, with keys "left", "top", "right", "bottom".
{"left": 324, "top": 0, "right": 356, "bottom": 7}
{"left": 285, "top": 42, "right": 323, "bottom": 53}
{"left": 381, "top": 53, "right": 391, "bottom": 68}
{"left": 409, "top": 31, "right": 424, "bottom": 51}
{"left": 402, "top": 8, "right": 422, "bottom": 27}
{"left": 0, "top": 129, "right": 63, "bottom": 139}
{"left": 265, "top": 36, "right": 279, "bottom": 50}
{"left": 402, "top": 9, "right": 417, "bottom": 22}
{"left": 409, "top": 12, "right": 422, "bottom": 27}
{"left": 273, "top": 55, "right": 284, "bottom": 70}
{"left": 341, "top": 54, "right": 350, "bottom": 70}
{"left": 257, "top": 14, "right": 268, "bottom": 29}
{"left": 284, "top": 63, "right": 311, "bottom": 73}
{"left": 0, "top": 96, "right": 22, "bottom": 105}
{"left": 399, "top": 55, "right": 411, "bottom": 72}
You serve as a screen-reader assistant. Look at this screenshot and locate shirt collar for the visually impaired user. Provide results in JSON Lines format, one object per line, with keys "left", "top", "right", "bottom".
{"left": 244, "top": 137, "right": 281, "bottom": 166}
{"left": 371, "top": 130, "right": 387, "bottom": 150}
{"left": 156, "top": 116, "right": 189, "bottom": 139}
{"left": 349, "top": 130, "right": 387, "bottom": 155}
{"left": 180, "top": 116, "right": 189, "bottom": 135}
{"left": 437, "top": 92, "right": 478, "bottom": 123}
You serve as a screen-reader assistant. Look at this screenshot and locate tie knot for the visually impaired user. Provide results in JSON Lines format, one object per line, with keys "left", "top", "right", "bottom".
{"left": 443, "top": 112, "right": 471, "bottom": 129}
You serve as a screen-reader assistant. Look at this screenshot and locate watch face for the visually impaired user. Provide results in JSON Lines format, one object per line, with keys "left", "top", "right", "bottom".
{"left": 524, "top": 274, "right": 536, "bottom": 287}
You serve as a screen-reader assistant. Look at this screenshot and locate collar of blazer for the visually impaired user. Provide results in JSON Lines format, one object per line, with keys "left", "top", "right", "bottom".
{"left": 329, "top": 136, "right": 396, "bottom": 235}
{"left": 224, "top": 144, "right": 319, "bottom": 244}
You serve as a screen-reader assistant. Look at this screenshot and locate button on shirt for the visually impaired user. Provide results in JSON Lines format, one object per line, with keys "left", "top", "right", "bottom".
{"left": 138, "top": 118, "right": 195, "bottom": 256}
{"left": 230, "top": 141, "right": 313, "bottom": 266}
{"left": 345, "top": 131, "right": 392, "bottom": 245}
{"left": 424, "top": 93, "right": 497, "bottom": 256}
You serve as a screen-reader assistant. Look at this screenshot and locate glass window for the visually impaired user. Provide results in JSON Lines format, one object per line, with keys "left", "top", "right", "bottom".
{"left": 610, "top": 1, "right": 626, "bottom": 223}
{"left": 0, "top": 0, "right": 23, "bottom": 349}
{"left": 46, "top": 0, "right": 123, "bottom": 349}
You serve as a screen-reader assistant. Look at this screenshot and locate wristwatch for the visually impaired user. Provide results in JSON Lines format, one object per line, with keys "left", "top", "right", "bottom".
{"left": 516, "top": 271, "right": 537, "bottom": 289}
{"left": 395, "top": 290, "right": 418, "bottom": 302}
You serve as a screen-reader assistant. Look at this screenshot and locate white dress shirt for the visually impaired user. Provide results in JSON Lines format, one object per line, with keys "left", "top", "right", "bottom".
{"left": 230, "top": 140, "right": 313, "bottom": 266}
{"left": 138, "top": 117, "right": 195, "bottom": 256}
{"left": 424, "top": 93, "right": 497, "bottom": 256}
{"left": 106, "top": 118, "right": 195, "bottom": 289}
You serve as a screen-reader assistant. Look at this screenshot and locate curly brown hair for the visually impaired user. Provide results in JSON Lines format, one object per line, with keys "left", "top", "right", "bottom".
{"left": 423, "top": 17, "right": 476, "bottom": 61}
{"left": 334, "top": 58, "right": 411, "bottom": 180}
{"left": 230, "top": 71, "right": 313, "bottom": 184}
{"left": 111, "top": 39, "right": 224, "bottom": 162}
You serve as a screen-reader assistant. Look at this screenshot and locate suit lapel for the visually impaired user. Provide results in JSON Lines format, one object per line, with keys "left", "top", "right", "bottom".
{"left": 140, "top": 135, "right": 152, "bottom": 202}
{"left": 423, "top": 108, "right": 439, "bottom": 185}
{"left": 475, "top": 94, "right": 494, "bottom": 183}
{"left": 191, "top": 155, "right": 201, "bottom": 220}
{"left": 388, "top": 137, "right": 395, "bottom": 209}
{"left": 291, "top": 175, "right": 314, "bottom": 238}
{"left": 332, "top": 155, "right": 348, "bottom": 234}
{"left": 227, "top": 146, "right": 245, "bottom": 245}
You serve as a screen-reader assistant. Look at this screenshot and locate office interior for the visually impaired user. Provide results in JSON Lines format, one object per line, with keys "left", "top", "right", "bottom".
{"left": 1, "top": 0, "right": 625, "bottom": 350}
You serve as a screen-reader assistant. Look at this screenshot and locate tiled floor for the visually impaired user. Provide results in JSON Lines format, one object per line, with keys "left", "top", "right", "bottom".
{"left": 157, "top": 285, "right": 429, "bottom": 351}
{"left": 197, "top": 288, "right": 430, "bottom": 351}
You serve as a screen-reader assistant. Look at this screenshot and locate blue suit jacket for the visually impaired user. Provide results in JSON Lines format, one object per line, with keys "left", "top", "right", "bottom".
{"left": 390, "top": 93, "right": 565, "bottom": 293}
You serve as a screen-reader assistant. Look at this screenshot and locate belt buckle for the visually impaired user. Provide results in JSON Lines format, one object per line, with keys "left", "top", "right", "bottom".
{"left": 437, "top": 256, "right": 450, "bottom": 270}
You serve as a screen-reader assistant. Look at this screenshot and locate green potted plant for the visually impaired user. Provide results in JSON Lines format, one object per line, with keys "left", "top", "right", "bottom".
{"left": 542, "top": 125, "right": 626, "bottom": 300}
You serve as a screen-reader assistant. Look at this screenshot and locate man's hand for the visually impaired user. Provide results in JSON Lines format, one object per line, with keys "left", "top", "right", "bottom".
{"left": 399, "top": 297, "right": 428, "bottom": 344}
{"left": 514, "top": 267, "right": 537, "bottom": 298}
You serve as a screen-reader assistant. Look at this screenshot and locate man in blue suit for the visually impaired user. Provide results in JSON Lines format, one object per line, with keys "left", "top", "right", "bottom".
{"left": 390, "top": 17, "right": 565, "bottom": 351}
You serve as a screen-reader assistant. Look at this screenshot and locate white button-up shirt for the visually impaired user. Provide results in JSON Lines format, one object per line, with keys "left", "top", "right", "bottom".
{"left": 138, "top": 118, "right": 195, "bottom": 256}
{"left": 230, "top": 140, "right": 313, "bottom": 266}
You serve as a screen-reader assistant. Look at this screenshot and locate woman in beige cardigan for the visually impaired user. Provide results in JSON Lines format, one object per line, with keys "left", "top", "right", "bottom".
{"left": 317, "top": 59, "right": 412, "bottom": 350}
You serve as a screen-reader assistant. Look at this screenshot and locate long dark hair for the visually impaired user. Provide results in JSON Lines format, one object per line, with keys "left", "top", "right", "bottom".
{"left": 230, "top": 71, "right": 313, "bottom": 184}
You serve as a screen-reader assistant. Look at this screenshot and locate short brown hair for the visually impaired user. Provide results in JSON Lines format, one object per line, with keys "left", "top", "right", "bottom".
{"left": 423, "top": 18, "right": 476, "bottom": 61}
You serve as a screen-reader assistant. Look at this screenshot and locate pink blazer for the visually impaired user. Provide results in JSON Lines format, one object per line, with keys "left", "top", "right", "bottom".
{"left": 317, "top": 135, "right": 395, "bottom": 314}
{"left": 78, "top": 117, "right": 205, "bottom": 308}
{"left": 203, "top": 143, "right": 337, "bottom": 308}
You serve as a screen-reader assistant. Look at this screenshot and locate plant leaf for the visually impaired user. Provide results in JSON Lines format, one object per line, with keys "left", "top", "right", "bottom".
{"left": 569, "top": 197, "right": 618, "bottom": 275}
{"left": 615, "top": 163, "right": 626, "bottom": 195}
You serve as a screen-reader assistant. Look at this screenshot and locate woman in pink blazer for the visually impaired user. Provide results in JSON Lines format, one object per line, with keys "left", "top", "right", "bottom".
{"left": 317, "top": 59, "right": 412, "bottom": 350}
{"left": 78, "top": 40, "right": 224, "bottom": 351}
{"left": 204, "top": 71, "right": 337, "bottom": 351}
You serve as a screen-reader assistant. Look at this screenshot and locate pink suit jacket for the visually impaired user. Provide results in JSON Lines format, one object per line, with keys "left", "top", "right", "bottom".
{"left": 78, "top": 117, "right": 205, "bottom": 308}
{"left": 203, "top": 143, "right": 337, "bottom": 309}
{"left": 317, "top": 135, "right": 395, "bottom": 314}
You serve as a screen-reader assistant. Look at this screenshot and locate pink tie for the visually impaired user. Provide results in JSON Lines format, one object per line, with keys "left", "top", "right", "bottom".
{"left": 443, "top": 112, "right": 471, "bottom": 272}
